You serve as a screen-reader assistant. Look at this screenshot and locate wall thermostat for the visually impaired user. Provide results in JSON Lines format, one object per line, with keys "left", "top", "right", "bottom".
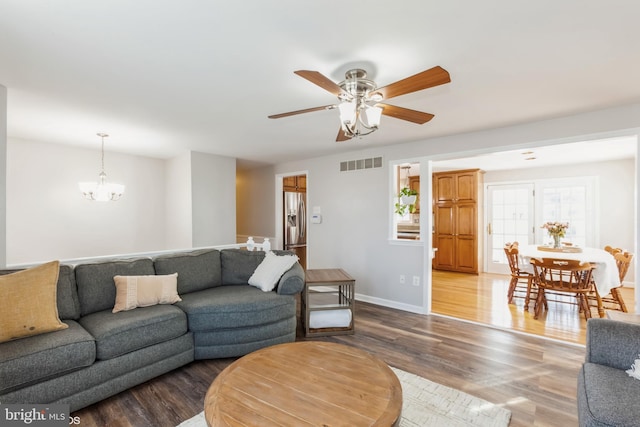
{"left": 311, "top": 214, "right": 322, "bottom": 224}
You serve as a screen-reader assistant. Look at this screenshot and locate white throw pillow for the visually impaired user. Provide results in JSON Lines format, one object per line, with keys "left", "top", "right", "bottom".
{"left": 626, "top": 354, "right": 640, "bottom": 380}
{"left": 112, "top": 273, "right": 181, "bottom": 313}
{"left": 249, "top": 251, "right": 299, "bottom": 292}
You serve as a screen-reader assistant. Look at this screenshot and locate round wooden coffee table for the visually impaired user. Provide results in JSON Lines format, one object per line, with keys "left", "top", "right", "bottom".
{"left": 204, "top": 341, "right": 402, "bottom": 426}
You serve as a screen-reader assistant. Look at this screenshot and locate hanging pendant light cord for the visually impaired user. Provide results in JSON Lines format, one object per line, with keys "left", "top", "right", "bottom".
{"left": 98, "top": 132, "right": 107, "bottom": 174}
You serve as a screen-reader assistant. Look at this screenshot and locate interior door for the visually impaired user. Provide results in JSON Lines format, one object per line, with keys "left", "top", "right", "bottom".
{"left": 456, "top": 203, "right": 478, "bottom": 273}
{"left": 486, "top": 183, "right": 535, "bottom": 274}
{"left": 433, "top": 204, "right": 455, "bottom": 269}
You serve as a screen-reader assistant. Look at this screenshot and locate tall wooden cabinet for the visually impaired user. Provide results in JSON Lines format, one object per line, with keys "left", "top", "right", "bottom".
{"left": 432, "top": 169, "right": 483, "bottom": 274}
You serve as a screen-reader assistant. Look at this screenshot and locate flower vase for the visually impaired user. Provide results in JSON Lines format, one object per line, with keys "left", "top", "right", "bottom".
{"left": 552, "top": 234, "right": 561, "bottom": 248}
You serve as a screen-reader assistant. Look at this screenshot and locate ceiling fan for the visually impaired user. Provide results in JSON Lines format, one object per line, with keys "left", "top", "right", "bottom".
{"left": 268, "top": 65, "right": 451, "bottom": 142}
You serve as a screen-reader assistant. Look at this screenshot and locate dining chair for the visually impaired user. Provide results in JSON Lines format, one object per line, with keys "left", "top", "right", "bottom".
{"left": 504, "top": 242, "right": 535, "bottom": 309}
{"left": 604, "top": 245, "right": 622, "bottom": 256}
{"left": 530, "top": 258, "right": 595, "bottom": 321}
{"left": 590, "top": 249, "right": 633, "bottom": 313}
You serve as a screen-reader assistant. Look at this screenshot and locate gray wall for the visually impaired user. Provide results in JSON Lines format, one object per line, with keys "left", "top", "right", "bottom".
{"left": 191, "top": 151, "right": 236, "bottom": 247}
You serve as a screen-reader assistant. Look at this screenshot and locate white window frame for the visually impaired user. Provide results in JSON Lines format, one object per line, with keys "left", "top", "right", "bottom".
{"left": 388, "top": 159, "right": 423, "bottom": 245}
{"left": 534, "top": 176, "right": 599, "bottom": 247}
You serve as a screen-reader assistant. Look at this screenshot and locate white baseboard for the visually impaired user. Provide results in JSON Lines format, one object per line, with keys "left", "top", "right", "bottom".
{"left": 355, "top": 293, "right": 426, "bottom": 314}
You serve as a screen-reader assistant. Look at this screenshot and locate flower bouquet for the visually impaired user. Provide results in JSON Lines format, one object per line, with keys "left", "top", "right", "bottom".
{"left": 541, "top": 221, "right": 569, "bottom": 248}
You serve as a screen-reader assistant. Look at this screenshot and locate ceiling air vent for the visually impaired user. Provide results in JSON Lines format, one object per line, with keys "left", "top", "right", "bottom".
{"left": 340, "top": 156, "right": 383, "bottom": 172}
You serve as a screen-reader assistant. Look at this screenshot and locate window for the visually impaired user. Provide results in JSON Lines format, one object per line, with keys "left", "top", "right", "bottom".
{"left": 537, "top": 177, "right": 596, "bottom": 247}
{"left": 487, "top": 183, "right": 535, "bottom": 267}
{"left": 486, "top": 176, "right": 597, "bottom": 273}
{"left": 391, "top": 161, "right": 421, "bottom": 241}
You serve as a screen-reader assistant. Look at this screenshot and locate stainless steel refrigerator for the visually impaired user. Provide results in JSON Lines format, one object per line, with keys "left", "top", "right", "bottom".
{"left": 284, "top": 191, "right": 306, "bottom": 269}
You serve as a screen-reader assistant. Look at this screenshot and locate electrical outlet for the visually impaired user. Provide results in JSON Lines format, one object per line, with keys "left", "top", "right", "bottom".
{"left": 399, "top": 275, "right": 406, "bottom": 284}
{"left": 412, "top": 276, "right": 420, "bottom": 287}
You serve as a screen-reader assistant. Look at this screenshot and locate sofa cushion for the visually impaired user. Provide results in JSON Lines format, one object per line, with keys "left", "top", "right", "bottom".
{"left": 176, "top": 285, "right": 296, "bottom": 331}
{"left": 0, "top": 264, "right": 81, "bottom": 321}
{"left": 153, "top": 249, "right": 222, "bottom": 294}
{"left": 579, "top": 362, "right": 640, "bottom": 426}
{"left": 0, "top": 261, "right": 68, "bottom": 343}
{"left": 221, "top": 249, "right": 267, "bottom": 285}
{"left": 0, "top": 320, "right": 95, "bottom": 394}
{"left": 586, "top": 319, "right": 640, "bottom": 370}
{"left": 79, "top": 305, "right": 188, "bottom": 360}
{"left": 276, "top": 262, "right": 305, "bottom": 295}
{"left": 56, "top": 265, "right": 81, "bottom": 320}
{"left": 112, "top": 273, "right": 181, "bottom": 313}
{"left": 194, "top": 318, "right": 296, "bottom": 348}
{"left": 75, "top": 258, "right": 155, "bottom": 316}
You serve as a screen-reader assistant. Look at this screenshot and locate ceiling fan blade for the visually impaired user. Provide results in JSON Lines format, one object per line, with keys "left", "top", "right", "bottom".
{"left": 294, "top": 70, "right": 349, "bottom": 98}
{"left": 372, "top": 66, "right": 450, "bottom": 100}
{"left": 268, "top": 104, "right": 335, "bottom": 119}
{"left": 378, "top": 103, "right": 435, "bottom": 124}
{"left": 336, "top": 127, "right": 352, "bottom": 142}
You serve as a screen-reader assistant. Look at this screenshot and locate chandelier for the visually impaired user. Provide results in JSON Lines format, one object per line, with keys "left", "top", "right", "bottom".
{"left": 78, "top": 133, "right": 125, "bottom": 201}
{"left": 337, "top": 69, "right": 383, "bottom": 138}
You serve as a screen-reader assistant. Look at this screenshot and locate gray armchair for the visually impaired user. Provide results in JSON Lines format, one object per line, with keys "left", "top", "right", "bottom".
{"left": 577, "top": 318, "right": 640, "bottom": 426}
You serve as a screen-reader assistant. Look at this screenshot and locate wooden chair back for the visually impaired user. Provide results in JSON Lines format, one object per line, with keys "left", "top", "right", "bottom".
{"left": 587, "top": 246, "right": 632, "bottom": 314}
{"left": 530, "top": 258, "right": 594, "bottom": 293}
{"left": 613, "top": 251, "right": 633, "bottom": 283}
{"left": 503, "top": 242, "right": 535, "bottom": 307}
{"left": 504, "top": 242, "right": 521, "bottom": 275}
{"left": 604, "top": 245, "right": 622, "bottom": 255}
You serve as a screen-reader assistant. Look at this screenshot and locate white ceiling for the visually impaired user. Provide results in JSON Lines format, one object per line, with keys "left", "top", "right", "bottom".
{"left": 433, "top": 136, "right": 637, "bottom": 172}
{"left": 1, "top": 1, "right": 640, "bottom": 168}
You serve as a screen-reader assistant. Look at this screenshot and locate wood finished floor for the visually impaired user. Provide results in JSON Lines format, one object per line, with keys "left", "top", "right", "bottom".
{"left": 72, "top": 295, "right": 593, "bottom": 427}
{"left": 432, "top": 269, "right": 636, "bottom": 345}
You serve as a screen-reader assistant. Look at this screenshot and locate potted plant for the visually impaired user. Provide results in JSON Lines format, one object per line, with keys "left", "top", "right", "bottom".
{"left": 395, "top": 187, "right": 418, "bottom": 215}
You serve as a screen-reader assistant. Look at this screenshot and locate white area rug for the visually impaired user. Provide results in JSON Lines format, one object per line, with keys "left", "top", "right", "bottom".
{"left": 178, "top": 367, "right": 511, "bottom": 427}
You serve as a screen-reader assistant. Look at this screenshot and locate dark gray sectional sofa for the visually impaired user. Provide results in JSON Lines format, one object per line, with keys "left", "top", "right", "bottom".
{"left": 0, "top": 248, "right": 304, "bottom": 412}
{"left": 577, "top": 318, "right": 640, "bottom": 426}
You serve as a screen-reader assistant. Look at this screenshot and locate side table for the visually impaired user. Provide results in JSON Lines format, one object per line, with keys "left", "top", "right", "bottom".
{"left": 303, "top": 269, "right": 355, "bottom": 337}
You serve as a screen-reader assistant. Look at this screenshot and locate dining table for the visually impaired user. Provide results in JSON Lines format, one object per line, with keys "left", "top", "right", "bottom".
{"left": 517, "top": 244, "right": 621, "bottom": 297}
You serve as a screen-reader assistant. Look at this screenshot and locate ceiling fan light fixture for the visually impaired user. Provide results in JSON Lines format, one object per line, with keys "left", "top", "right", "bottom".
{"left": 269, "top": 65, "right": 451, "bottom": 142}
{"left": 338, "top": 100, "right": 381, "bottom": 138}
{"left": 338, "top": 100, "right": 357, "bottom": 129}
{"left": 370, "top": 92, "right": 383, "bottom": 102}
{"left": 363, "top": 105, "right": 382, "bottom": 128}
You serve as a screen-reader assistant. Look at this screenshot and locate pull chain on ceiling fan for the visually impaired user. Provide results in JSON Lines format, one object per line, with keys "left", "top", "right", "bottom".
{"left": 268, "top": 65, "right": 451, "bottom": 142}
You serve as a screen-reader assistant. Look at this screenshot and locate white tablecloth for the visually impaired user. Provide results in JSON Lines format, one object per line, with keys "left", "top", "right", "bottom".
{"left": 518, "top": 245, "right": 620, "bottom": 295}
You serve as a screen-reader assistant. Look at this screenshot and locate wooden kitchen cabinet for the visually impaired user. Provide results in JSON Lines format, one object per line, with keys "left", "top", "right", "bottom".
{"left": 434, "top": 171, "right": 477, "bottom": 203}
{"left": 283, "top": 175, "right": 306, "bottom": 192}
{"left": 432, "top": 169, "right": 483, "bottom": 274}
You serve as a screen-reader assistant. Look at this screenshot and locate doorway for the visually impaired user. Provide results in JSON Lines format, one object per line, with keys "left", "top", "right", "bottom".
{"left": 427, "top": 134, "right": 639, "bottom": 333}
{"left": 486, "top": 183, "right": 535, "bottom": 274}
{"left": 276, "top": 172, "right": 308, "bottom": 270}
